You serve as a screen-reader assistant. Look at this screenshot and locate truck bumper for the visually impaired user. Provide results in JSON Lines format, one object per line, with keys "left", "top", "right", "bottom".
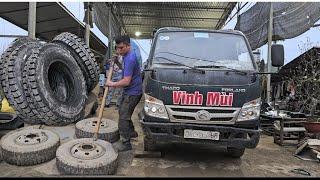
{"left": 139, "top": 112, "right": 261, "bottom": 149}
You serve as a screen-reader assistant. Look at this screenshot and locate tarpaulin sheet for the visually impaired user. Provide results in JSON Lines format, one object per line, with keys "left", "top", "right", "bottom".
{"left": 235, "top": 2, "right": 320, "bottom": 50}
{"left": 92, "top": 2, "right": 121, "bottom": 40}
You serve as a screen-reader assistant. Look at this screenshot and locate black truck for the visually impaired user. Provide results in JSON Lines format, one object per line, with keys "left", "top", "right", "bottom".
{"left": 139, "top": 27, "right": 284, "bottom": 158}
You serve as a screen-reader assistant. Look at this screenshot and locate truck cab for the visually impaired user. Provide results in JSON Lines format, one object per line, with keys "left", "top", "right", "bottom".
{"left": 139, "top": 27, "right": 282, "bottom": 158}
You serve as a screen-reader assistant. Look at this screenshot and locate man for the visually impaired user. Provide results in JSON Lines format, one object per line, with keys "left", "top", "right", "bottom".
{"left": 106, "top": 35, "right": 143, "bottom": 152}
{"left": 105, "top": 54, "right": 123, "bottom": 108}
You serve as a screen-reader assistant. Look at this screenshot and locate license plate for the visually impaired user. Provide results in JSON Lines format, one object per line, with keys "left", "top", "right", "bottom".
{"left": 184, "top": 129, "right": 220, "bottom": 140}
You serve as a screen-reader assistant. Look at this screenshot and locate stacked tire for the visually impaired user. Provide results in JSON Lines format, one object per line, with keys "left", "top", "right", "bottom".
{"left": 0, "top": 33, "right": 100, "bottom": 126}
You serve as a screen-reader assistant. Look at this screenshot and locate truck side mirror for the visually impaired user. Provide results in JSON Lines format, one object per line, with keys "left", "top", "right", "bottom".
{"left": 271, "top": 44, "right": 284, "bottom": 67}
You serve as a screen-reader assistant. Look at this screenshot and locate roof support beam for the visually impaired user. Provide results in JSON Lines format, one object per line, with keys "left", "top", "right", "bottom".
{"left": 125, "top": 24, "right": 215, "bottom": 29}
{"left": 103, "top": 2, "right": 236, "bottom": 38}
{"left": 120, "top": 7, "right": 226, "bottom": 13}
{"left": 215, "top": 2, "right": 236, "bottom": 29}
{"left": 22, "top": 16, "right": 70, "bottom": 26}
{"left": 28, "top": 2, "right": 36, "bottom": 39}
{"left": 38, "top": 26, "right": 81, "bottom": 35}
{"left": 122, "top": 14, "right": 221, "bottom": 21}
{"left": 118, "top": 3, "right": 228, "bottom": 11}
{"left": 0, "top": 35, "right": 28, "bottom": 38}
{"left": 0, "top": 4, "right": 55, "bottom": 15}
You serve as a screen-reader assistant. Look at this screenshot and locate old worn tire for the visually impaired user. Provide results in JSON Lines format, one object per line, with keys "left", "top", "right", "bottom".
{"left": 24, "top": 43, "right": 87, "bottom": 126}
{"left": 2, "top": 42, "right": 44, "bottom": 124}
{"left": 56, "top": 138, "right": 118, "bottom": 175}
{"left": 0, "top": 113, "right": 24, "bottom": 130}
{"left": 52, "top": 32, "right": 100, "bottom": 93}
{"left": 0, "top": 128, "right": 60, "bottom": 166}
{"left": 0, "top": 38, "right": 34, "bottom": 100}
{"left": 75, "top": 118, "right": 120, "bottom": 143}
{"left": 0, "top": 37, "right": 34, "bottom": 118}
{"left": 0, "top": 37, "right": 33, "bottom": 86}
{"left": 226, "top": 147, "right": 245, "bottom": 158}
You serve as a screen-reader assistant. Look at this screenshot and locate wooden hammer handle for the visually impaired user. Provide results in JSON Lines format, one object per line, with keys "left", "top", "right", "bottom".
{"left": 93, "top": 60, "right": 114, "bottom": 140}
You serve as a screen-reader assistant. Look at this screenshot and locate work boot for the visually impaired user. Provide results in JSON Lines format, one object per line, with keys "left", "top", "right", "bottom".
{"left": 114, "top": 140, "right": 132, "bottom": 152}
{"left": 131, "top": 131, "right": 138, "bottom": 138}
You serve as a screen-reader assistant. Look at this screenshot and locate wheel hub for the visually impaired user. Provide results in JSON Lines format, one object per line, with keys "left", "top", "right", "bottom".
{"left": 88, "top": 119, "right": 108, "bottom": 128}
{"left": 16, "top": 132, "right": 48, "bottom": 145}
{"left": 70, "top": 142, "right": 106, "bottom": 160}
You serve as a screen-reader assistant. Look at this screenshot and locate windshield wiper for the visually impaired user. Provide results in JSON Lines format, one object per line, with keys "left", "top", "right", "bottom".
{"left": 154, "top": 56, "right": 205, "bottom": 74}
{"left": 194, "top": 65, "right": 248, "bottom": 75}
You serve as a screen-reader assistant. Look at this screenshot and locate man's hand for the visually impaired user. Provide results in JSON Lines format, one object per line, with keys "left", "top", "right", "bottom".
{"left": 105, "top": 79, "right": 115, "bottom": 87}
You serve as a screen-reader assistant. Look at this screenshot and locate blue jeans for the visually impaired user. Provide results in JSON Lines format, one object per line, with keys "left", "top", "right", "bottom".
{"left": 106, "top": 72, "right": 123, "bottom": 106}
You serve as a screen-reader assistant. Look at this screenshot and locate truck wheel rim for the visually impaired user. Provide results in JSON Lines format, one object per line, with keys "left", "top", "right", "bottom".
{"left": 70, "top": 142, "right": 106, "bottom": 160}
{"left": 16, "top": 132, "right": 48, "bottom": 145}
{"left": 88, "top": 119, "right": 108, "bottom": 128}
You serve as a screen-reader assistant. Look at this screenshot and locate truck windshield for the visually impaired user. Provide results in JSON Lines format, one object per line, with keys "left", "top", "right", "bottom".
{"left": 152, "top": 31, "right": 255, "bottom": 71}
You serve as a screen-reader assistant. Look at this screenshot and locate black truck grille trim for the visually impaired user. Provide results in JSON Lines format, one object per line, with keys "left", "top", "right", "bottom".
{"left": 166, "top": 105, "right": 241, "bottom": 125}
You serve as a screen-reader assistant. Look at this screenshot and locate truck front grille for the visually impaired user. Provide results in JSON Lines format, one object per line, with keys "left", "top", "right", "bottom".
{"left": 166, "top": 105, "right": 240, "bottom": 124}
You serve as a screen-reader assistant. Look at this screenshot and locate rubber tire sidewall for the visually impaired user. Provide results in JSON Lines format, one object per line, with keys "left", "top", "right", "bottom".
{"left": 56, "top": 138, "right": 118, "bottom": 175}
{"left": 0, "top": 128, "right": 60, "bottom": 165}
{"left": 3, "top": 42, "right": 43, "bottom": 124}
{"left": 36, "top": 44, "right": 87, "bottom": 119}
{"left": 75, "top": 118, "right": 120, "bottom": 143}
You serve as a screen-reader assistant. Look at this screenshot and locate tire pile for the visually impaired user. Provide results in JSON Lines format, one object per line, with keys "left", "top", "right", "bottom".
{"left": 0, "top": 32, "right": 100, "bottom": 126}
{"left": 0, "top": 124, "right": 119, "bottom": 175}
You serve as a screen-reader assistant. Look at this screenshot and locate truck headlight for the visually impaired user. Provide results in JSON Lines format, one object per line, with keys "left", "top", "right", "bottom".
{"left": 144, "top": 93, "right": 169, "bottom": 119}
{"left": 237, "top": 98, "right": 261, "bottom": 121}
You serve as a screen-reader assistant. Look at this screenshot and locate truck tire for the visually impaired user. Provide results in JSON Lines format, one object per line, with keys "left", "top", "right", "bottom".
{"left": 0, "top": 113, "right": 24, "bottom": 130}
{"left": 56, "top": 138, "right": 118, "bottom": 175}
{"left": 0, "top": 37, "right": 34, "bottom": 118}
{"left": 143, "top": 136, "right": 158, "bottom": 151}
{"left": 24, "top": 43, "right": 87, "bottom": 126}
{"left": 52, "top": 32, "right": 100, "bottom": 93}
{"left": 0, "top": 128, "right": 60, "bottom": 166}
{"left": 75, "top": 118, "right": 120, "bottom": 143}
{"left": 2, "top": 42, "right": 44, "bottom": 124}
{"left": 226, "top": 147, "right": 245, "bottom": 158}
{"left": 0, "top": 37, "right": 33, "bottom": 86}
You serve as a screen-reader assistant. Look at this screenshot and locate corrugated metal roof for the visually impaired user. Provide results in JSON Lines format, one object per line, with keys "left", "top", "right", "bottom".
{"left": 0, "top": 2, "right": 107, "bottom": 56}
{"left": 111, "top": 2, "right": 236, "bottom": 39}
{"left": 0, "top": 2, "right": 236, "bottom": 56}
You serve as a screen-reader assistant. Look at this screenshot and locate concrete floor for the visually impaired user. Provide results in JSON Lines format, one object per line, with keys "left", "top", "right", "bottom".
{"left": 0, "top": 101, "right": 319, "bottom": 177}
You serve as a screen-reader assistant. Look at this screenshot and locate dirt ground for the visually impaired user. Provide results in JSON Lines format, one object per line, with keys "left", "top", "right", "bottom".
{"left": 0, "top": 101, "right": 319, "bottom": 177}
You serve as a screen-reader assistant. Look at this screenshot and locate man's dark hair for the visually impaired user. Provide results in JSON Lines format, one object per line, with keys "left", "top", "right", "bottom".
{"left": 115, "top": 35, "right": 130, "bottom": 45}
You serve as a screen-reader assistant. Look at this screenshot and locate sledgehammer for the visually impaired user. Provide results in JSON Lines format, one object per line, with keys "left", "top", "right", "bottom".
{"left": 93, "top": 60, "right": 114, "bottom": 141}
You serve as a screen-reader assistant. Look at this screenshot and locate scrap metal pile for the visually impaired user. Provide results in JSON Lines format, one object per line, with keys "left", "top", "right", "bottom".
{"left": 276, "top": 47, "right": 320, "bottom": 115}
{"left": 0, "top": 32, "right": 100, "bottom": 126}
